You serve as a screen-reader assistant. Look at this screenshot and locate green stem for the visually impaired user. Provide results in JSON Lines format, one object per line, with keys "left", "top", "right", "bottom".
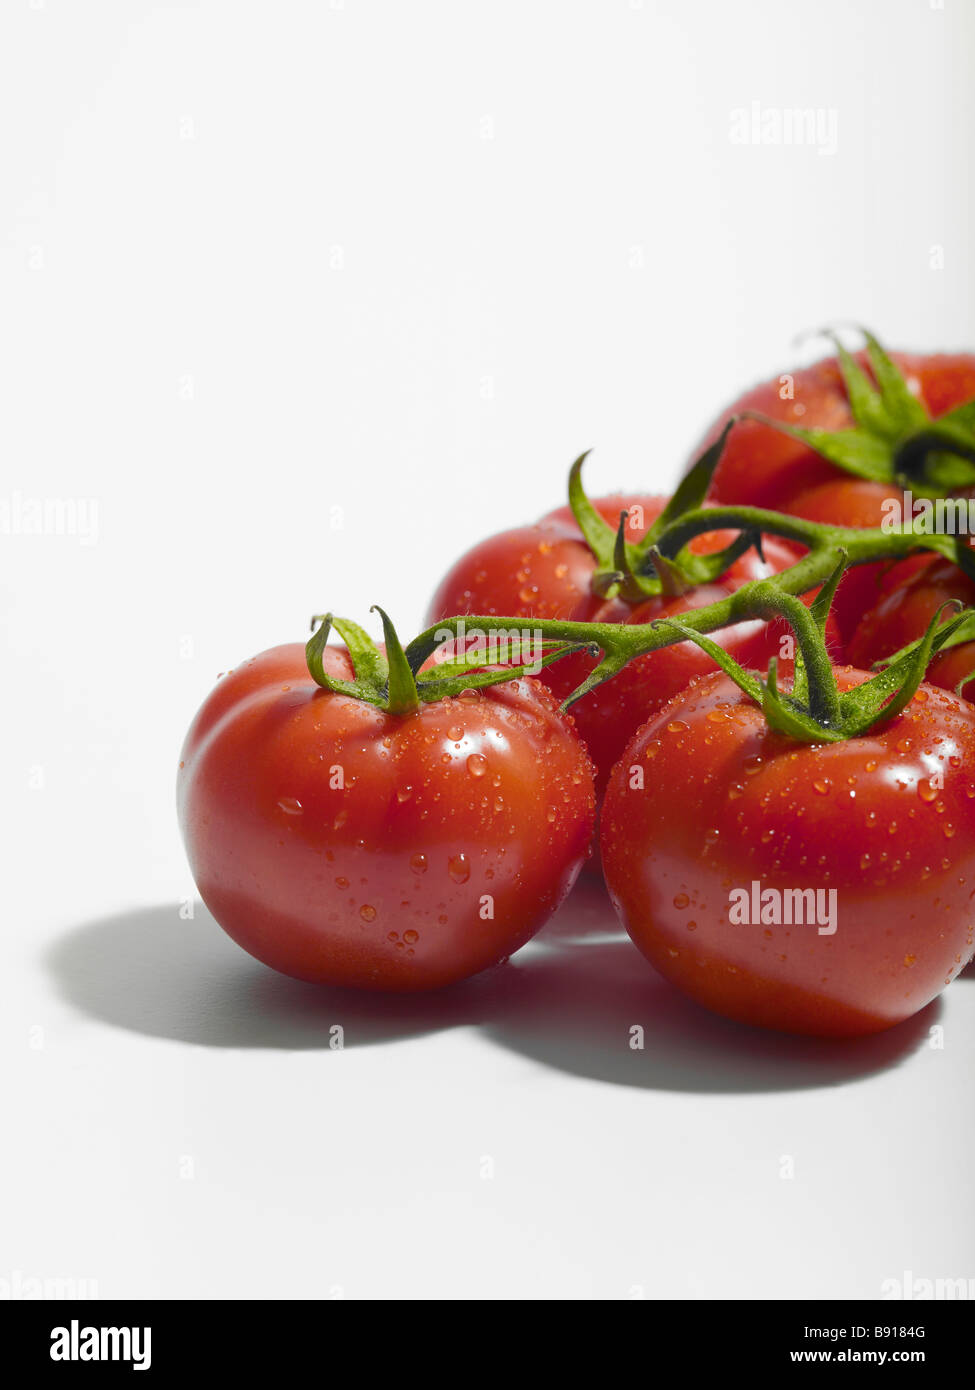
{"left": 405, "top": 507, "right": 975, "bottom": 711}
{"left": 739, "top": 583, "right": 840, "bottom": 725}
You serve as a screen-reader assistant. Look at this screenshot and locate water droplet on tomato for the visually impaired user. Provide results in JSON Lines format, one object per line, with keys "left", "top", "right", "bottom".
{"left": 448, "top": 853, "right": 471, "bottom": 883}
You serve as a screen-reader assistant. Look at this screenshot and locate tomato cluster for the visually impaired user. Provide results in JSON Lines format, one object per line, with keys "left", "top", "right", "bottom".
{"left": 180, "top": 334, "right": 975, "bottom": 1039}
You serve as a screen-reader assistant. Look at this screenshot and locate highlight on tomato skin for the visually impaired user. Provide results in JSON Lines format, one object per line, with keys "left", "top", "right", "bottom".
{"left": 178, "top": 643, "right": 597, "bottom": 992}
{"left": 599, "top": 668, "right": 975, "bottom": 1039}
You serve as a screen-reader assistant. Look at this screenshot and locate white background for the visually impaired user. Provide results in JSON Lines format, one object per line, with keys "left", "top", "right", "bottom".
{"left": 3, "top": 0, "right": 974, "bottom": 1300}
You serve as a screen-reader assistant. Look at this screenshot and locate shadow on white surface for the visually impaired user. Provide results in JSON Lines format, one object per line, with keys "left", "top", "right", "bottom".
{"left": 47, "top": 878, "right": 940, "bottom": 1094}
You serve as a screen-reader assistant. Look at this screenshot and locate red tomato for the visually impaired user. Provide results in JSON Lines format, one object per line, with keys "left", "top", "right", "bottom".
{"left": 696, "top": 351, "right": 975, "bottom": 511}
{"left": 601, "top": 668, "right": 975, "bottom": 1037}
{"left": 425, "top": 495, "right": 667, "bottom": 627}
{"left": 848, "top": 553, "right": 975, "bottom": 701}
{"left": 178, "top": 644, "right": 595, "bottom": 990}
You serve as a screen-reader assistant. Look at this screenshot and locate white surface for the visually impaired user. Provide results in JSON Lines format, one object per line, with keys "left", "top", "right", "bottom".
{"left": 3, "top": 0, "right": 974, "bottom": 1300}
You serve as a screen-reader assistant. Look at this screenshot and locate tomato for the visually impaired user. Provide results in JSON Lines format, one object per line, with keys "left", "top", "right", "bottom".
{"left": 695, "top": 351, "right": 975, "bottom": 511}
{"left": 178, "top": 643, "right": 595, "bottom": 990}
{"left": 425, "top": 494, "right": 666, "bottom": 628}
{"left": 848, "top": 553, "right": 975, "bottom": 701}
{"left": 601, "top": 668, "right": 975, "bottom": 1037}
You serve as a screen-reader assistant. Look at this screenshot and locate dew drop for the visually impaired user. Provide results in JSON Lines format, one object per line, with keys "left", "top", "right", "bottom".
{"left": 448, "top": 853, "right": 471, "bottom": 883}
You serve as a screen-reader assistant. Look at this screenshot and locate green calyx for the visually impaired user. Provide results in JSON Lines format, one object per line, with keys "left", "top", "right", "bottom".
{"left": 306, "top": 608, "right": 587, "bottom": 714}
{"left": 406, "top": 501, "right": 975, "bottom": 732}
{"left": 870, "top": 607, "right": 975, "bottom": 696}
{"left": 742, "top": 326, "right": 975, "bottom": 498}
{"left": 568, "top": 419, "right": 761, "bottom": 602}
{"left": 655, "top": 571, "right": 972, "bottom": 743}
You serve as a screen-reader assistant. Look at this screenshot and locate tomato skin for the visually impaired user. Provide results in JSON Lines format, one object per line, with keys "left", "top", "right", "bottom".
{"left": 697, "top": 351, "right": 975, "bottom": 511}
{"left": 601, "top": 669, "right": 975, "bottom": 1037}
{"left": 927, "top": 643, "right": 975, "bottom": 702}
{"left": 848, "top": 554, "right": 975, "bottom": 701}
{"left": 179, "top": 644, "right": 595, "bottom": 991}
